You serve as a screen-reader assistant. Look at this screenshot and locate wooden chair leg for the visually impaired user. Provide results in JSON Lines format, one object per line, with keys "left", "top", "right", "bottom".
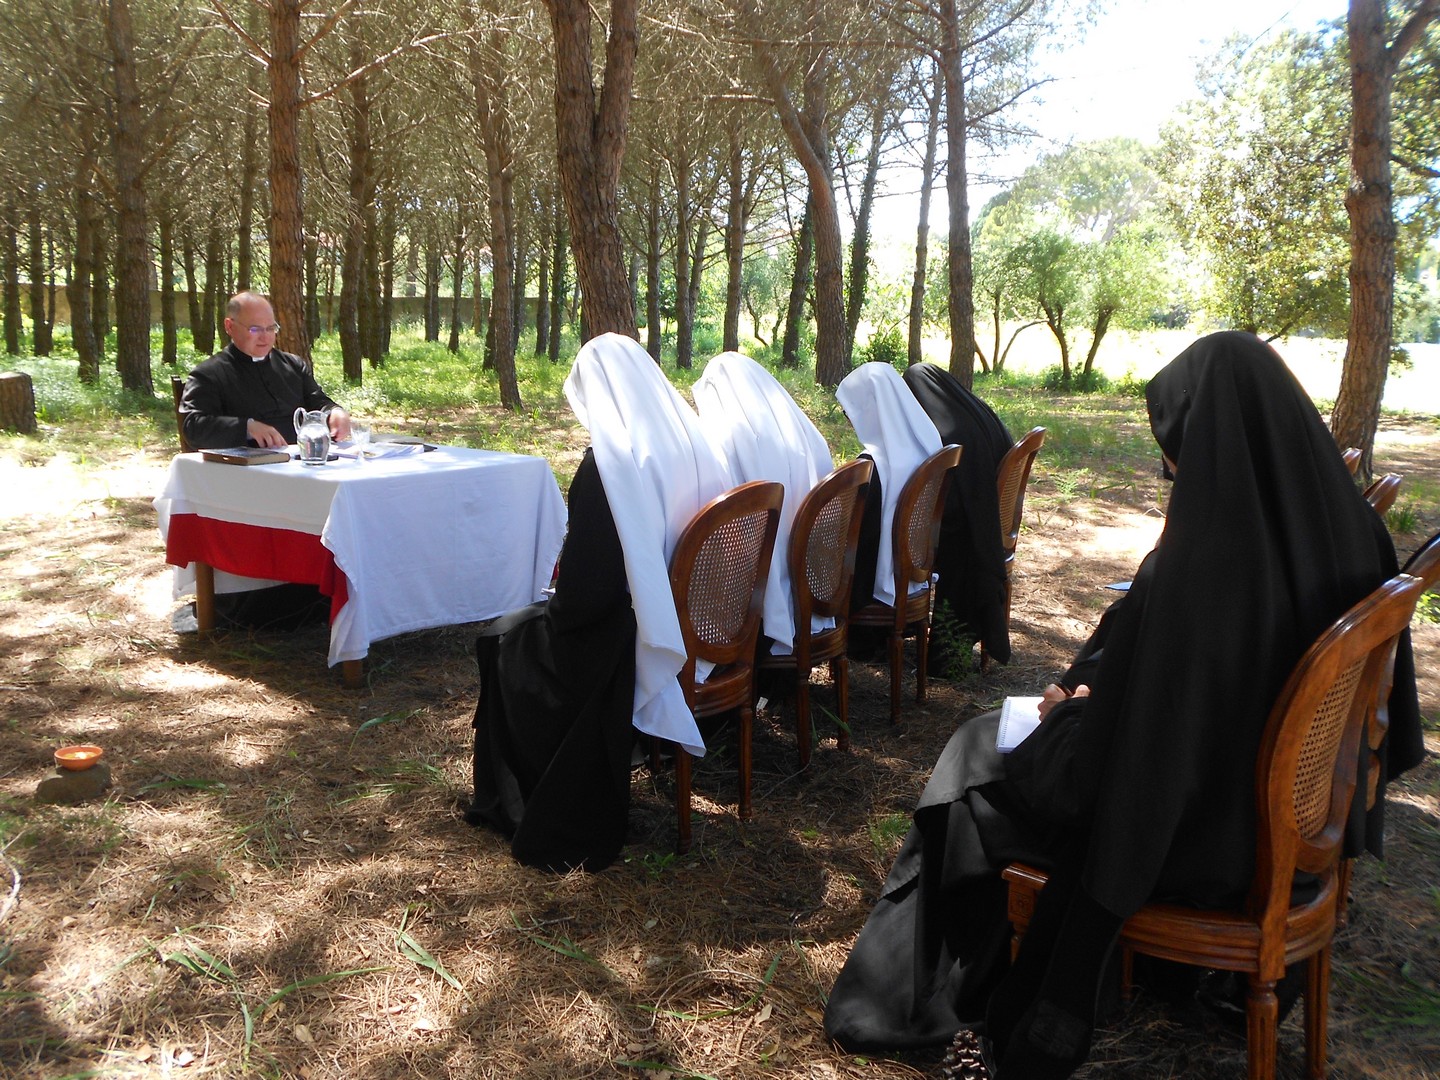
{"left": 341, "top": 659, "right": 362, "bottom": 687}
{"left": 1246, "top": 976, "right": 1280, "bottom": 1080}
{"left": 795, "top": 666, "right": 813, "bottom": 769}
{"left": 738, "top": 703, "right": 754, "bottom": 820}
{"left": 1121, "top": 944, "right": 1135, "bottom": 1004}
{"left": 888, "top": 627, "right": 903, "bottom": 724}
{"left": 916, "top": 618, "right": 929, "bottom": 703}
{"left": 1305, "top": 950, "right": 1329, "bottom": 1080}
{"left": 674, "top": 744, "right": 692, "bottom": 854}
{"left": 833, "top": 655, "right": 851, "bottom": 753}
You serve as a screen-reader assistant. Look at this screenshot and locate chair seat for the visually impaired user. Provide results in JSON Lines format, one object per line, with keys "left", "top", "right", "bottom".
{"left": 851, "top": 584, "right": 932, "bottom": 629}
{"left": 757, "top": 622, "right": 848, "bottom": 671}
{"left": 1122, "top": 882, "right": 1339, "bottom": 973}
{"left": 691, "top": 661, "right": 755, "bottom": 718}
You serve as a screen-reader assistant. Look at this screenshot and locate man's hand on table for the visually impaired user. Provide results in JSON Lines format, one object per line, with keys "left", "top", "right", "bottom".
{"left": 328, "top": 407, "right": 352, "bottom": 442}
{"left": 247, "top": 418, "right": 288, "bottom": 448}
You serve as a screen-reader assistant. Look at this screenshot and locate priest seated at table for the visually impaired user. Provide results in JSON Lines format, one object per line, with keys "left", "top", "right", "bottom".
{"left": 179, "top": 290, "right": 350, "bottom": 450}
{"left": 173, "top": 290, "right": 344, "bottom": 631}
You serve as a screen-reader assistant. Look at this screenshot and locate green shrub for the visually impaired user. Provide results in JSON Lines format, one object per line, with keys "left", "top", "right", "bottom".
{"left": 860, "top": 327, "right": 907, "bottom": 369}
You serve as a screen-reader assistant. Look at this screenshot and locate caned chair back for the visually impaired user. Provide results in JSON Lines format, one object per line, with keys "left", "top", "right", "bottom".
{"left": 1362, "top": 473, "right": 1402, "bottom": 517}
{"left": 791, "top": 459, "right": 874, "bottom": 626}
{"left": 1363, "top": 530, "right": 1440, "bottom": 808}
{"left": 664, "top": 480, "right": 783, "bottom": 852}
{"left": 1258, "top": 575, "right": 1422, "bottom": 896}
{"left": 670, "top": 481, "right": 783, "bottom": 681}
{"left": 997, "top": 427, "right": 1046, "bottom": 562}
{"left": 1006, "top": 571, "right": 1425, "bottom": 1080}
{"left": 171, "top": 375, "right": 195, "bottom": 454}
{"left": 891, "top": 443, "right": 964, "bottom": 594}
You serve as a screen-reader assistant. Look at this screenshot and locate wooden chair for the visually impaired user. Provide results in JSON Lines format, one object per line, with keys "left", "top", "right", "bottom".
{"left": 1362, "top": 473, "right": 1402, "bottom": 517}
{"left": 758, "top": 458, "right": 873, "bottom": 768}
{"left": 985, "top": 426, "right": 1047, "bottom": 669}
{"left": 1341, "top": 447, "right": 1362, "bottom": 475}
{"left": 666, "top": 480, "right": 783, "bottom": 854}
{"left": 171, "top": 375, "right": 196, "bottom": 454}
{"left": 850, "top": 444, "right": 962, "bottom": 725}
{"left": 1337, "top": 530, "right": 1440, "bottom": 924}
{"left": 1003, "top": 571, "right": 1425, "bottom": 1080}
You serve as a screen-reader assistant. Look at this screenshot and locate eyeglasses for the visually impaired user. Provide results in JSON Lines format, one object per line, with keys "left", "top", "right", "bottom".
{"left": 246, "top": 322, "right": 281, "bottom": 335}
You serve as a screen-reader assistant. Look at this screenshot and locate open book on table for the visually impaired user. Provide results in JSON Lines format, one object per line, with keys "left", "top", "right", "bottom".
{"left": 996, "top": 695, "right": 1045, "bottom": 753}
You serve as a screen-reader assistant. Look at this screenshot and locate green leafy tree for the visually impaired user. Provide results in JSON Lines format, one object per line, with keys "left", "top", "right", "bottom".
{"left": 1158, "top": 31, "right": 1351, "bottom": 338}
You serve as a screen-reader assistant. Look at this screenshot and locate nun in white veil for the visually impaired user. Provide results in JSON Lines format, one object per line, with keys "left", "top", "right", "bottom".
{"left": 835, "top": 362, "right": 943, "bottom": 612}
{"left": 467, "top": 333, "right": 730, "bottom": 872}
{"left": 693, "top": 352, "right": 834, "bottom": 654}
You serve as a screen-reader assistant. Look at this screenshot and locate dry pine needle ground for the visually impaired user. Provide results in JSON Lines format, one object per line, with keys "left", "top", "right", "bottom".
{"left": 0, "top": 407, "right": 1437, "bottom": 1080}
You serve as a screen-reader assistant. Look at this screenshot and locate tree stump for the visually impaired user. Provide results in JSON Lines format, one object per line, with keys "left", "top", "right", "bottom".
{"left": 0, "top": 370, "right": 36, "bottom": 433}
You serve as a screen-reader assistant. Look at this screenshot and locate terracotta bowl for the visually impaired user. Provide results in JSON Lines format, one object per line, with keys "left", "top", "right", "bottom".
{"left": 54, "top": 745, "right": 104, "bottom": 771}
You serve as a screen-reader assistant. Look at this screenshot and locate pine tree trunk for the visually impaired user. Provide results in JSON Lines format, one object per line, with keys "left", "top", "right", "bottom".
{"left": 1329, "top": 0, "right": 1437, "bottom": 477}
{"left": 535, "top": 197, "right": 551, "bottom": 356}
{"left": 473, "top": 36, "right": 524, "bottom": 409}
{"left": 27, "top": 204, "right": 51, "bottom": 356}
{"left": 448, "top": 210, "right": 464, "bottom": 354}
{"left": 544, "top": 0, "right": 638, "bottom": 339}
{"left": 91, "top": 225, "right": 110, "bottom": 350}
{"left": 181, "top": 231, "right": 202, "bottom": 351}
{"left": 511, "top": 212, "right": 528, "bottom": 353}
{"left": 940, "top": 0, "right": 977, "bottom": 386}
{"left": 549, "top": 209, "right": 566, "bottom": 363}
{"left": 845, "top": 100, "right": 885, "bottom": 361}
{"left": 424, "top": 241, "right": 440, "bottom": 341}
{"left": 159, "top": 212, "right": 177, "bottom": 366}
{"left": 339, "top": 55, "right": 372, "bottom": 383}
{"left": 2, "top": 201, "right": 20, "bottom": 354}
{"left": 722, "top": 128, "right": 745, "bottom": 352}
{"left": 910, "top": 66, "right": 942, "bottom": 366}
{"left": 109, "top": 0, "right": 153, "bottom": 394}
{"left": 198, "top": 222, "right": 222, "bottom": 355}
{"left": 645, "top": 169, "right": 662, "bottom": 360}
{"left": 70, "top": 179, "right": 99, "bottom": 383}
{"left": 267, "top": 0, "right": 309, "bottom": 362}
{"left": 674, "top": 158, "right": 694, "bottom": 370}
{"left": 304, "top": 231, "right": 321, "bottom": 344}
{"left": 781, "top": 197, "right": 814, "bottom": 369}
{"left": 237, "top": 107, "right": 257, "bottom": 290}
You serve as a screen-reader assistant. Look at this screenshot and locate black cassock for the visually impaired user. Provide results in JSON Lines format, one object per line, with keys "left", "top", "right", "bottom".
{"left": 826, "top": 333, "right": 1423, "bottom": 1062}
{"left": 180, "top": 343, "right": 338, "bottom": 449}
{"left": 465, "top": 449, "right": 638, "bottom": 872}
{"left": 902, "top": 364, "right": 1014, "bottom": 663}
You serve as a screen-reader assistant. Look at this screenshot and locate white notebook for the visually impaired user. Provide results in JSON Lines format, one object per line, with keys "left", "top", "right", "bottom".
{"left": 996, "top": 696, "right": 1045, "bottom": 753}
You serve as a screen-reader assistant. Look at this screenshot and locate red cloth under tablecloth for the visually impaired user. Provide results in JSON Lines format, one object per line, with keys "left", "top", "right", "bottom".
{"left": 165, "top": 513, "right": 350, "bottom": 621}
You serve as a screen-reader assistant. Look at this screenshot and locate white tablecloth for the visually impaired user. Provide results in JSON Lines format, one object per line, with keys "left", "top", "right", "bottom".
{"left": 155, "top": 447, "right": 567, "bottom": 667}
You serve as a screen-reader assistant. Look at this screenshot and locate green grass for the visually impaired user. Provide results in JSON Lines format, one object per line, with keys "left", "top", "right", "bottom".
{"left": 2, "top": 323, "right": 1434, "bottom": 537}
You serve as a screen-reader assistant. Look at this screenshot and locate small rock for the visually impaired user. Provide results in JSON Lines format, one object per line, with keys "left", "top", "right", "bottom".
{"left": 36, "top": 762, "right": 112, "bottom": 806}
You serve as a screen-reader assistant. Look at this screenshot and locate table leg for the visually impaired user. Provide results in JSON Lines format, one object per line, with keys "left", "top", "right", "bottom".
{"left": 342, "top": 659, "right": 363, "bottom": 688}
{"left": 194, "top": 562, "right": 216, "bottom": 632}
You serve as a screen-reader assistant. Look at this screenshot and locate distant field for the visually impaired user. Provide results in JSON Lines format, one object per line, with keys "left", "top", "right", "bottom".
{"left": 930, "top": 325, "right": 1440, "bottom": 417}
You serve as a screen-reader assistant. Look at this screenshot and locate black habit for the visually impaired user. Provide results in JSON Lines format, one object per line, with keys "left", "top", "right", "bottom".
{"left": 180, "top": 343, "right": 338, "bottom": 449}
{"left": 466, "top": 449, "right": 638, "bottom": 873}
{"left": 824, "top": 332, "right": 1421, "bottom": 1070}
{"left": 902, "top": 363, "right": 1015, "bottom": 663}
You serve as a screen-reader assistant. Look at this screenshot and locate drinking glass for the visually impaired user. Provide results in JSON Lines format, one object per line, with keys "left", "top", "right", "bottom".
{"left": 351, "top": 421, "right": 372, "bottom": 462}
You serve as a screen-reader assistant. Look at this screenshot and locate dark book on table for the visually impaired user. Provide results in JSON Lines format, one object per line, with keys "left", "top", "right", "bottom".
{"left": 200, "top": 446, "right": 291, "bottom": 466}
